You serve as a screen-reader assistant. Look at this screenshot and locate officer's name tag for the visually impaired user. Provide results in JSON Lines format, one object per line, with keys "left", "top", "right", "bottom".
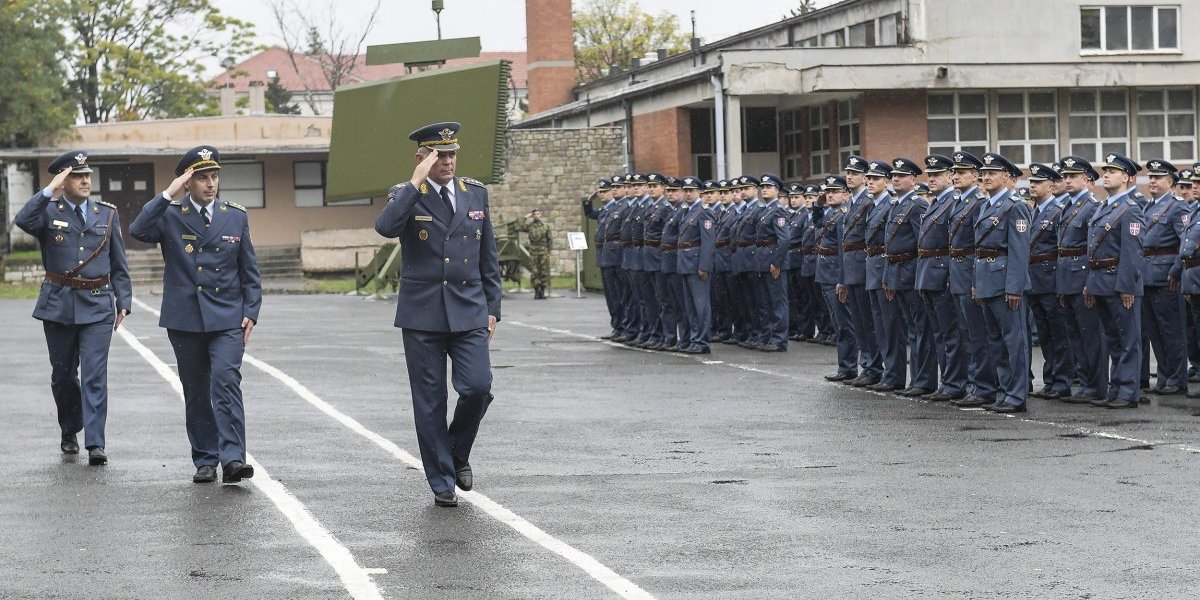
{"left": 221, "top": 235, "right": 241, "bottom": 243}
{"left": 181, "top": 234, "right": 198, "bottom": 240}
{"left": 52, "top": 220, "right": 70, "bottom": 228}
{"left": 468, "top": 210, "right": 486, "bottom": 220}
{"left": 414, "top": 215, "right": 434, "bottom": 221}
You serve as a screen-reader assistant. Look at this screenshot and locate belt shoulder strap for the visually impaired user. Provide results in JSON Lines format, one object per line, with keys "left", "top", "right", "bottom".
{"left": 62, "top": 207, "right": 116, "bottom": 279}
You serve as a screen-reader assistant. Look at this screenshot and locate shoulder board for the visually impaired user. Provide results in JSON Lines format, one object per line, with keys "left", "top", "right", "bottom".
{"left": 169, "top": 200, "right": 182, "bottom": 206}
{"left": 96, "top": 200, "right": 117, "bottom": 209}
{"left": 461, "top": 177, "right": 486, "bottom": 188}
{"left": 225, "top": 201, "right": 247, "bottom": 212}
{"left": 1089, "top": 196, "right": 1101, "bottom": 203}
{"left": 1124, "top": 198, "right": 1139, "bottom": 207}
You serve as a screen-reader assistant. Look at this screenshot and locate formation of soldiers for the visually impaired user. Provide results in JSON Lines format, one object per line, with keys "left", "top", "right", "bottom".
{"left": 583, "top": 151, "right": 1200, "bottom": 412}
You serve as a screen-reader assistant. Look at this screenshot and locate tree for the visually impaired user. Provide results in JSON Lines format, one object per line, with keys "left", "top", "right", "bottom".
{"left": 265, "top": 77, "right": 301, "bottom": 114}
{"left": 0, "top": 0, "right": 74, "bottom": 146}
{"left": 574, "top": 0, "right": 691, "bottom": 83}
{"left": 788, "top": 0, "right": 820, "bottom": 17}
{"left": 270, "top": 0, "right": 382, "bottom": 115}
{"left": 55, "top": 0, "right": 258, "bottom": 123}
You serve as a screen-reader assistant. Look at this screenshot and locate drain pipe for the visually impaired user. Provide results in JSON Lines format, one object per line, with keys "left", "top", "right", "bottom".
{"left": 711, "top": 73, "right": 726, "bottom": 180}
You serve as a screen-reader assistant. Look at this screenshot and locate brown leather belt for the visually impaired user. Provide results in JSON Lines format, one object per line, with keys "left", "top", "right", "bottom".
{"left": 1143, "top": 246, "right": 1178, "bottom": 257}
{"left": 45, "top": 272, "right": 110, "bottom": 290}
{"left": 1089, "top": 257, "right": 1119, "bottom": 269}
{"left": 604, "top": 234, "right": 620, "bottom": 241}
{"left": 632, "top": 241, "right": 644, "bottom": 247}
{"left": 815, "top": 246, "right": 838, "bottom": 256}
{"left": 660, "top": 243, "right": 676, "bottom": 251}
{"left": 865, "top": 245, "right": 886, "bottom": 257}
{"left": 886, "top": 252, "right": 917, "bottom": 264}
{"left": 644, "top": 240, "right": 660, "bottom": 248}
{"left": 1183, "top": 256, "right": 1200, "bottom": 269}
{"left": 842, "top": 241, "right": 866, "bottom": 252}
{"left": 756, "top": 240, "right": 775, "bottom": 247}
{"left": 1030, "top": 251, "right": 1059, "bottom": 264}
{"left": 949, "top": 246, "right": 975, "bottom": 259}
{"left": 736, "top": 241, "right": 756, "bottom": 247}
{"left": 803, "top": 248, "right": 816, "bottom": 255}
{"left": 977, "top": 248, "right": 1007, "bottom": 259}
{"left": 676, "top": 241, "right": 699, "bottom": 250}
{"left": 1057, "top": 247, "right": 1086, "bottom": 258}
{"left": 789, "top": 242, "right": 805, "bottom": 250}
{"left": 716, "top": 241, "right": 729, "bottom": 249}
{"left": 917, "top": 248, "right": 949, "bottom": 258}
{"left": 622, "top": 241, "right": 633, "bottom": 248}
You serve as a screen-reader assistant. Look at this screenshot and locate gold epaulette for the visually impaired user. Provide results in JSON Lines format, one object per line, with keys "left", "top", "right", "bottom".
{"left": 96, "top": 200, "right": 117, "bottom": 209}
{"left": 225, "top": 201, "right": 247, "bottom": 212}
{"left": 461, "top": 177, "right": 486, "bottom": 188}
{"left": 169, "top": 200, "right": 182, "bottom": 206}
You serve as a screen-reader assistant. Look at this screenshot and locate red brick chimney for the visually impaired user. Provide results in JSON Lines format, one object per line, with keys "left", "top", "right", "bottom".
{"left": 525, "top": 0, "right": 576, "bottom": 114}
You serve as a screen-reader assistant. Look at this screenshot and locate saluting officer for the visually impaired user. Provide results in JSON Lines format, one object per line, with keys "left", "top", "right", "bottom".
{"left": 373, "top": 122, "right": 502, "bottom": 506}
{"left": 1025, "top": 164, "right": 1073, "bottom": 401}
{"left": 972, "top": 152, "right": 1032, "bottom": 413}
{"left": 884, "top": 158, "right": 936, "bottom": 396}
{"left": 1084, "top": 153, "right": 1147, "bottom": 409}
{"left": 601, "top": 175, "right": 632, "bottom": 340}
{"left": 130, "top": 145, "right": 262, "bottom": 483}
{"left": 15, "top": 150, "right": 132, "bottom": 464}
{"left": 815, "top": 176, "right": 859, "bottom": 380}
{"left": 836, "top": 156, "right": 883, "bottom": 386}
{"left": 1139, "top": 160, "right": 1189, "bottom": 395}
{"left": 584, "top": 177, "right": 621, "bottom": 337}
{"left": 916, "top": 154, "right": 968, "bottom": 402}
{"left": 1055, "top": 157, "right": 1108, "bottom": 405}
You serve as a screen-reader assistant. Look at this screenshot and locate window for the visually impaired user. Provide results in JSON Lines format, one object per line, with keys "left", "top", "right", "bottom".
{"left": 1137, "top": 88, "right": 1195, "bottom": 162}
{"left": 879, "top": 13, "right": 900, "bottom": 46}
{"left": 837, "top": 98, "right": 860, "bottom": 168}
{"left": 780, "top": 109, "right": 804, "bottom": 179}
{"left": 1081, "top": 6, "right": 1179, "bottom": 52}
{"left": 996, "top": 91, "right": 1058, "bottom": 165}
{"left": 1069, "top": 90, "right": 1128, "bottom": 159}
{"left": 294, "top": 161, "right": 325, "bottom": 207}
{"left": 690, "top": 108, "right": 716, "bottom": 179}
{"left": 821, "top": 30, "right": 845, "bottom": 48}
{"left": 219, "top": 162, "right": 264, "bottom": 208}
{"left": 808, "top": 105, "right": 830, "bottom": 177}
{"left": 796, "top": 36, "right": 818, "bottom": 48}
{"left": 742, "top": 107, "right": 777, "bottom": 153}
{"left": 927, "top": 92, "right": 988, "bottom": 157}
{"left": 848, "top": 21, "right": 875, "bottom": 47}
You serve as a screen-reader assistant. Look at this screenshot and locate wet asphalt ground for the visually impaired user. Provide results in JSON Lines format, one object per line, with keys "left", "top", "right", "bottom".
{"left": 2, "top": 291, "right": 1199, "bottom": 599}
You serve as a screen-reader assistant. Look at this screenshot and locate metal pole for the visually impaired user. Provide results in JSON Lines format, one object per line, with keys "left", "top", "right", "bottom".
{"left": 575, "top": 250, "right": 583, "bottom": 298}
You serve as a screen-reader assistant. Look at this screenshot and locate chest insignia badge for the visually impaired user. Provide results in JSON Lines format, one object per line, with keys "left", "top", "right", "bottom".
{"left": 185, "top": 243, "right": 194, "bottom": 254}
{"left": 419, "top": 229, "right": 429, "bottom": 241}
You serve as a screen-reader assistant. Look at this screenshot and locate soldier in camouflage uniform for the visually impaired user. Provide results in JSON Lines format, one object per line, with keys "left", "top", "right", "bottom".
{"left": 518, "top": 208, "right": 553, "bottom": 298}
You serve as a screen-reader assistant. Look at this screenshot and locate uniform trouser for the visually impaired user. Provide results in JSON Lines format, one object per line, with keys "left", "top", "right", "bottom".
{"left": 657, "top": 271, "right": 677, "bottom": 344}
{"left": 737, "top": 272, "right": 759, "bottom": 342}
{"left": 1063, "top": 293, "right": 1107, "bottom": 399}
{"left": 617, "top": 269, "right": 637, "bottom": 335}
{"left": 980, "top": 295, "right": 1030, "bottom": 407}
{"left": 922, "top": 289, "right": 967, "bottom": 395}
{"left": 671, "top": 273, "right": 689, "bottom": 347}
{"left": 787, "top": 269, "right": 809, "bottom": 336}
{"left": 43, "top": 315, "right": 114, "bottom": 450}
{"left": 954, "top": 293, "right": 998, "bottom": 401}
{"left": 822, "top": 283, "right": 858, "bottom": 375}
{"left": 872, "top": 289, "right": 907, "bottom": 386}
{"left": 167, "top": 328, "right": 247, "bottom": 469}
{"left": 752, "top": 272, "right": 772, "bottom": 344}
{"left": 1188, "top": 297, "right": 1200, "bottom": 374}
{"left": 1028, "top": 292, "right": 1073, "bottom": 394}
{"left": 683, "top": 273, "right": 712, "bottom": 348}
{"left": 764, "top": 270, "right": 789, "bottom": 346}
{"left": 401, "top": 327, "right": 493, "bottom": 494}
{"left": 811, "top": 278, "right": 832, "bottom": 336}
{"left": 530, "top": 252, "right": 550, "bottom": 288}
{"left": 896, "top": 288, "right": 937, "bottom": 389}
{"left": 1187, "top": 296, "right": 1200, "bottom": 374}
{"left": 1142, "top": 285, "right": 1188, "bottom": 389}
{"left": 1092, "top": 295, "right": 1141, "bottom": 402}
{"left": 638, "top": 271, "right": 660, "bottom": 341}
{"left": 846, "top": 285, "right": 882, "bottom": 378}
{"left": 600, "top": 266, "right": 620, "bottom": 332}
{"left": 712, "top": 270, "right": 731, "bottom": 337}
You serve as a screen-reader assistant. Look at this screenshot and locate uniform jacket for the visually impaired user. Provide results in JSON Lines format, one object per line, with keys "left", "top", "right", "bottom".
{"left": 618, "top": 197, "right": 642, "bottom": 271}
{"left": 733, "top": 200, "right": 763, "bottom": 274}
{"left": 754, "top": 199, "right": 790, "bottom": 272}
{"left": 883, "top": 190, "right": 926, "bottom": 290}
{"left": 838, "top": 188, "right": 871, "bottom": 286}
{"left": 1140, "top": 192, "right": 1186, "bottom": 286}
{"left": 660, "top": 202, "right": 685, "bottom": 274}
{"left": 1055, "top": 190, "right": 1102, "bottom": 295}
{"left": 130, "top": 194, "right": 261, "bottom": 332}
{"left": 915, "top": 188, "right": 957, "bottom": 292}
{"left": 1085, "top": 191, "right": 1146, "bottom": 297}
{"left": 714, "top": 203, "right": 741, "bottom": 273}
{"left": 815, "top": 205, "right": 848, "bottom": 286}
{"left": 372, "top": 177, "right": 501, "bottom": 332}
{"left": 948, "top": 186, "right": 986, "bottom": 295}
{"left": 972, "top": 190, "right": 1032, "bottom": 299}
{"left": 677, "top": 200, "right": 716, "bottom": 274}
{"left": 1176, "top": 215, "right": 1200, "bottom": 294}
{"left": 800, "top": 207, "right": 822, "bottom": 278}
{"left": 15, "top": 192, "right": 132, "bottom": 325}
{"left": 864, "top": 193, "right": 894, "bottom": 291}
{"left": 1027, "top": 196, "right": 1067, "bottom": 295}
{"left": 583, "top": 198, "right": 614, "bottom": 267}
{"left": 598, "top": 196, "right": 628, "bottom": 268}
{"left": 785, "top": 207, "right": 810, "bottom": 271}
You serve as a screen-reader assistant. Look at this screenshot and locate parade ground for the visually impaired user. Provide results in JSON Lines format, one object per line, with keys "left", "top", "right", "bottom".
{"left": 2, "top": 291, "right": 1199, "bottom": 599}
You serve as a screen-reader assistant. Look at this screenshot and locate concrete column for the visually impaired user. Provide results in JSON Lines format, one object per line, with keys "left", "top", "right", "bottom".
{"left": 248, "top": 81, "right": 266, "bottom": 115}
{"left": 219, "top": 83, "right": 236, "bottom": 116}
{"left": 724, "top": 94, "right": 743, "bottom": 177}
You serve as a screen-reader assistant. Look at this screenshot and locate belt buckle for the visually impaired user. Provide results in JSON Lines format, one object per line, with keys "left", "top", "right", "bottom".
{"left": 90, "top": 287, "right": 103, "bottom": 296}
{"left": 986, "top": 257, "right": 996, "bottom": 263}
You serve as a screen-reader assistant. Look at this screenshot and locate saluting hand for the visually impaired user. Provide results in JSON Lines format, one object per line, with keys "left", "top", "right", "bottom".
{"left": 165, "top": 168, "right": 193, "bottom": 198}
{"left": 410, "top": 150, "right": 440, "bottom": 187}
{"left": 47, "top": 168, "right": 73, "bottom": 196}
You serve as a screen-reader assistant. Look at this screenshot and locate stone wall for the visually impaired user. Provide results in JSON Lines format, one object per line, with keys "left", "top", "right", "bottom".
{"left": 490, "top": 127, "right": 625, "bottom": 277}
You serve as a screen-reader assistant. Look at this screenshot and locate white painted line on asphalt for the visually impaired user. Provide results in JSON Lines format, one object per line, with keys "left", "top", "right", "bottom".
{"left": 132, "top": 298, "right": 656, "bottom": 600}
{"left": 505, "top": 320, "right": 1199, "bottom": 455}
{"left": 118, "top": 307, "right": 384, "bottom": 600}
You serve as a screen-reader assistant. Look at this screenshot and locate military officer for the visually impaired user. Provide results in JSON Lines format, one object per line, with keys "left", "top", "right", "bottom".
{"left": 1175, "top": 178, "right": 1200, "bottom": 398}
{"left": 676, "top": 177, "right": 716, "bottom": 353}
{"left": 584, "top": 177, "right": 621, "bottom": 336}
{"left": 884, "top": 158, "right": 936, "bottom": 396}
{"left": 972, "top": 152, "right": 1032, "bottom": 413}
{"left": 1178, "top": 168, "right": 1200, "bottom": 382}
{"left": 615, "top": 174, "right": 647, "bottom": 343}
{"left": 515, "top": 207, "right": 552, "bottom": 299}
{"left": 1055, "top": 157, "right": 1108, "bottom": 405}
{"left": 816, "top": 176, "right": 859, "bottom": 379}
{"left": 1025, "top": 163, "right": 1072, "bottom": 400}
{"left": 1139, "top": 160, "right": 1188, "bottom": 395}
{"left": 653, "top": 177, "right": 683, "bottom": 351}
{"left": 15, "top": 150, "right": 132, "bottom": 465}
{"left": 801, "top": 184, "right": 833, "bottom": 343}
{"left": 1084, "top": 154, "right": 1147, "bottom": 409}
{"left": 713, "top": 179, "right": 745, "bottom": 343}
{"left": 732, "top": 176, "right": 764, "bottom": 347}
{"left": 785, "top": 183, "right": 812, "bottom": 341}
{"left": 755, "top": 173, "right": 791, "bottom": 352}
{"left": 632, "top": 174, "right": 668, "bottom": 348}
{"left": 915, "top": 154, "right": 967, "bottom": 401}
{"left": 835, "top": 156, "right": 883, "bottom": 385}
{"left": 130, "top": 145, "right": 261, "bottom": 483}
{"left": 370, "top": 123, "right": 502, "bottom": 506}
{"left": 863, "top": 161, "right": 905, "bottom": 392}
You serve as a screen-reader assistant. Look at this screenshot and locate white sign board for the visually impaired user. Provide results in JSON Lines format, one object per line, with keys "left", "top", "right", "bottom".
{"left": 566, "top": 231, "right": 588, "bottom": 251}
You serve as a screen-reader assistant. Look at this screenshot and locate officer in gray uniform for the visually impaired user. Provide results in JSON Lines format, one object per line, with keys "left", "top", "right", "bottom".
{"left": 836, "top": 157, "right": 883, "bottom": 384}
{"left": 583, "top": 177, "right": 620, "bottom": 337}
{"left": 15, "top": 150, "right": 132, "bottom": 465}
{"left": 130, "top": 145, "right": 262, "bottom": 483}
{"left": 655, "top": 177, "right": 684, "bottom": 351}
{"left": 1085, "top": 153, "right": 1146, "bottom": 409}
{"left": 863, "top": 161, "right": 904, "bottom": 392}
{"left": 785, "top": 183, "right": 811, "bottom": 340}
{"left": 1025, "top": 163, "right": 1072, "bottom": 400}
{"left": 373, "top": 122, "right": 501, "bottom": 506}
{"left": 1055, "top": 157, "right": 1108, "bottom": 405}
{"left": 713, "top": 181, "right": 744, "bottom": 343}
{"left": 755, "top": 173, "right": 790, "bottom": 351}
{"left": 884, "top": 158, "right": 936, "bottom": 396}
{"left": 1139, "top": 159, "right": 1188, "bottom": 395}
{"left": 815, "top": 176, "right": 858, "bottom": 379}
{"left": 948, "top": 153, "right": 1000, "bottom": 407}
{"left": 732, "top": 176, "right": 764, "bottom": 346}
{"left": 916, "top": 154, "right": 967, "bottom": 401}
{"left": 676, "top": 177, "right": 716, "bottom": 353}
{"left": 1175, "top": 175, "right": 1200, "bottom": 397}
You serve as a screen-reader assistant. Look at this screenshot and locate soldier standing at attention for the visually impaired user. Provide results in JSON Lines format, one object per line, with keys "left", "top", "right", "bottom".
{"left": 676, "top": 177, "right": 716, "bottom": 353}
{"left": 1055, "top": 157, "right": 1108, "bottom": 405}
{"left": 517, "top": 208, "right": 552, "bottom": 299}
{"left": 15, "top": 150, "right": 132, "bottom": 465}
{"left": 815, "top": 176, "right": 858, "bottom": 379}
{"left": 373, "top": 122, "right": 501, "bottom": 506}
{"left": 883, "top": 158, "right": 935, "bottom": 396}
{"left": 915, "top": 155, "right": 968, "bottom": 402}
{"left": 948, "top": 153, "right": 1000, "bottom": 408}
{"left": 836, "top": 156, "right": 883, "bottom": 386}
{"left": 1139, "top": 160, "right": 1188, "bottom": 395}
{"left": 1084, "top": 154, "right": 1147, "bottom": 409}
{"left": 1025, "top": 164, "right": 1072, "bottom": 401}
{"left": 130, "top": 145, "right": 262, "bottom": 483}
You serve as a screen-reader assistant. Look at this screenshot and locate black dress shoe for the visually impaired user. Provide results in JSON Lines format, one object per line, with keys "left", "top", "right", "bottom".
{"left": 897, "top": 387, "right": 934, "bottom": 397}
{"left": 60, "top": 433, "right": 80, "bottom": 455}
{"left": 926, "top": 391, "right": 963, "bottom": 402}
{"left": 1063, "top": 394, "right": 1100, "bottom": 404}
{"left": 951, "top": 395, "right": 993, "bottom": 407}
{"left": 434, "top": 491, "right": 459, "bottom": 507}
{"left": 867, "top": 382, "right": 900, "bottom": 392}
{"left": 1040, "top": 390, "right": 1068, "bottom": 400}
{"left": 1156, "top": 386, "right": 1185, "bottom": 396}
{"left": 600, "top": 333, "right": 614, "bottom": 340}
{"left": 1105, "top": 399, "right": 1139, "bottom": 409}
{"left": 685, "top": 345, "right": 712, "bottom": 354}
{"left": 87, "top": 447, "right": 107, "bottom": 466}
{"left": 758, "top": 344, "right": 786, "bottom": 352}
{"left": 1029, "top": 387, "right": 1052, "bottom": 399}
{"left": 222, "top": 460, "right": 254, "bottom": 483}
{"left": 992, "top": 403, "right": 1027, "bottom": 414}
{"left": 824, "top": 372, "right": 856, "bottom": 382}
{"left": 454, "top": 459, "right": 473, "bottom": 491}
{"left": 848, "top": 375, "right": 879, "bottom": 387}
{"left": 193, "top": 465, "right": 218, "bottom": 483}
{"left": 1187, "top": 389, "right": 1200, "bottom": 399}
{"left": 1090, "top": 397, "right": 1113, "bottom": 407}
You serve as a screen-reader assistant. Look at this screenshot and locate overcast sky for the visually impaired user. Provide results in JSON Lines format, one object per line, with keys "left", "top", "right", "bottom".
{"left": 208, "top": 0, "right": 836, "bottom": 65}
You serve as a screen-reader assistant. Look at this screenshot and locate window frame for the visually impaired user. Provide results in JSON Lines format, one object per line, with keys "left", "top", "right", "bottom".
{"left": 1135, "top": 87, "right": 1195, "bottom": 163}
{"left": 218, "top": 161, "right": 266, "bottom": 209}
{"left": 1068, "top": 89, "right": 1130, "bottom": 160}
{"left": 808, "top": 105, "right": 830, "bottom": 177}
{"left": 995, "top": 91, "right": 1059, "bottom": 167}
{"left": 837, "top": 98, "right": 861, "bottom": 169}
{"left": 926, "top": 92, "right": 990, "bottom": 159}
{"left": 1080, "top": 5, "right": 1181, "bottom": 55}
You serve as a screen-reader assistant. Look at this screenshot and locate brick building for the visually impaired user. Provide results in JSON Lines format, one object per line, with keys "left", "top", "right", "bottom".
{"left": 515, "top": 0, "right": 1200, "bottom": 181}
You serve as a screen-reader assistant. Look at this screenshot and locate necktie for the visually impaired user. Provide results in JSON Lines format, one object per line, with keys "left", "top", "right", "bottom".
{"left": 74, "top": 204, "right": 86, "bottom": 228}
{"left": 200, "top": 206, "right": 210, "bottom": 226}
{"left": 440, "top": 186, "right": 454, "bottom": 215}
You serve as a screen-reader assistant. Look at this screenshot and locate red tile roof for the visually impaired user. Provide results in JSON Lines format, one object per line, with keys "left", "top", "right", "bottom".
{"left": 211, "top": 46, "right": 527, "bottom": 92}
